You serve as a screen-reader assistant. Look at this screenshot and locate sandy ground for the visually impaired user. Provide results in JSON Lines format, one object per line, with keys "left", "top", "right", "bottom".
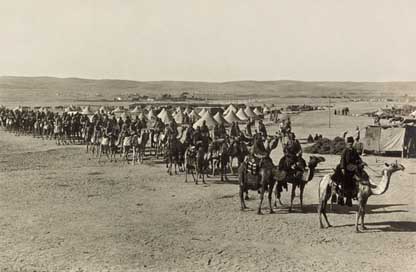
{"left": 0, "top": 110, "right": 415, "bottom": 272}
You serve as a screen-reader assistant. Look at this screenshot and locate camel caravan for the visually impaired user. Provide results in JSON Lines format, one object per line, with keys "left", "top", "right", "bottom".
{"left": 0, "top": 104, "right": 407, "bottom": 231}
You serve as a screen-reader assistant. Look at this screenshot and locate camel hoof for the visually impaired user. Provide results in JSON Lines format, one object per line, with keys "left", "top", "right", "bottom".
{"left": 257, "top": 211, "right": 263, "bottom": 215}
{"left": 327, "top": 224, "right": 332, "bottom": 228}
{"left": 270, "top": 210, "right": 275, "bottom": 214}
{"left": 245, "top": 196, "right": 250, "bottom": 200}
{"left": 362, "top": 226, "right": 368, "bottom": 230}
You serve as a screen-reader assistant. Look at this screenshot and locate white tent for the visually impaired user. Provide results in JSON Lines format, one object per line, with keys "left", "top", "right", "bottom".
{"left": 263, "top": 106, "right": 271, "bottom": 114}
{"left": 81, "top": 106, "right": 93, "bottom": 115}
{"left": 138, "top": 112, "right": 148, "bottom": 120}
{"left": 112, "top": 106, "right": 124, "bottom": 113}
{"left": 130, "top": 106, "right": 141, "bottom": 113}
{"left": 147, "top": 109, "right": 157, "bottom": 120}
{"left": 189, "top": 110, "right": 200, "bottom": 122}
{"left": 223, "top": 104, "right": 237, "bottom": 115}
{"left": 214, "top": 112, "right": 229, "bottom": 126}
{"left": 183, "top": 107, "right": 192, "bottom": 115}
{"left": 409, "top": 110, "right": 416, "bottom": 117}
{"left": 193, "top": 111, "right": 218, "bottom": 129}
{"left": 244, "top": 106, "right": 259, "bottom": 119}
{"left": 236, "top": 108, "right": 249, "bottom": 121}
{"left": 158, "top": 109, "right": 173, "bottom": 124}
{"left": 224, "top": 110, "right": 241, "bottom": 124}
{"left": 253, "top": 107, "right": 263, "bottom": 116}
{"left": 157, "top": 108, "right": 168, "bottom": 119}
{"left": 198, "top": 108, "right": 208, "bottom": 116}
{"left": 174, "top": 110, "right": 185, "bottom": 124}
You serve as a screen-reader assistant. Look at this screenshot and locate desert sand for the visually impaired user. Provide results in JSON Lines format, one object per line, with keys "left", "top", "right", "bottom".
{"left": 0, "top": 109, "right": 415, "bottom": 272}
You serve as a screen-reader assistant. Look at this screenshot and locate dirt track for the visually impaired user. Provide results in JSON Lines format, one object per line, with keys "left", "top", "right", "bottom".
{"left": 0, "top": 114, "right": 415, "bottom": 271}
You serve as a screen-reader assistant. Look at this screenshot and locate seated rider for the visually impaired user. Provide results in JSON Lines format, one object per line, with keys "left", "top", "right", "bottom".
{"left": 338, "top": 136, "right": 366, "bottom": 206}
{"left": 201, "top": 120, "right": 209, "bottom": 137}
{"left": 250, "top": 132, "right": 268, "bottom": 160}
{"left": 230, "top": 122, "right": 240, "bottom": 138}
{"left": 278, "top": 132, "right": 303, "bottom": 180}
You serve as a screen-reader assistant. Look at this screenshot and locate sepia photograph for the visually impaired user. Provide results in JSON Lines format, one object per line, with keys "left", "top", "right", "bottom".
{"left": 0, "top": 1, "right": 415, "bottom": 271}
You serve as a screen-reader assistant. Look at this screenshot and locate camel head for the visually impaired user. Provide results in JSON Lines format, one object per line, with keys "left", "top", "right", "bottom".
{"left": 383, "top": 161, "right": 405, "bottom": 176}
{"left": 308, "top": 156, "right": 326, "bottom": 169}
{"left": 266, "top": 136, "right": 280, "bottom": 151}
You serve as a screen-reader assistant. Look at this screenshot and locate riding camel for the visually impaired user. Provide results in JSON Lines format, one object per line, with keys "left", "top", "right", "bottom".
{"left": 275, "top": 155, "right": 326, "bottom": 212}
{"left": 238, "top": 136, "right": 280, "bottom": 214}
{"left": 318, "top": 161, "right": 405, "bottom": 232}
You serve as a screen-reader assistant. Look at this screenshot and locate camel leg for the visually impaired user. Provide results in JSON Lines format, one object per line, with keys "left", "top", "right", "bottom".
{"left": 361, "top": 197, "right": 368, "bottom": 230}
{"left": 289, "top": 184, "right": 296, "bottom": 213}
{"left": 240, "top": 185, "right": 247, "bottom": 210}
{"left": 299, "top": 183, "right": 305, "bottom": 212}
{"left": 257, "top": 186, "right": 264, "bottom": 215}
{"left": 268, "top": 184, "right": 274, "bottom": 214}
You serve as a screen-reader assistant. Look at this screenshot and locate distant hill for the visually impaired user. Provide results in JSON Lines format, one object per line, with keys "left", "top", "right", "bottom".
{"left": 1, "top": 76, "right": 415, "bottom": 105}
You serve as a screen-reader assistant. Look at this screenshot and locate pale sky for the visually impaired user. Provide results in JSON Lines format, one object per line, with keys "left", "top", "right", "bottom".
{"left": 1, "top": 0, "right": 415, "bottom": 81}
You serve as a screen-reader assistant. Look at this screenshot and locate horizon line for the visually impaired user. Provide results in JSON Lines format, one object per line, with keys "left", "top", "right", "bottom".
{"left": 1, "top": 75, "right": 416, "bottom": 84}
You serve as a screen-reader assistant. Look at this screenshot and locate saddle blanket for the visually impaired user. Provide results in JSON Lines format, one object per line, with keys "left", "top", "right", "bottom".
{"left": 246, "top": 157, "right": 260, "bottom": 175}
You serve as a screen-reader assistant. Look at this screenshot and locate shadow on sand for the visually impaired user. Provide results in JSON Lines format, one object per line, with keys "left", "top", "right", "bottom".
{"left": 332, "top": 221, "right": 416, "bottom": 232}
{"left": 284, "top": 203, "right": 408, "bottom": 215}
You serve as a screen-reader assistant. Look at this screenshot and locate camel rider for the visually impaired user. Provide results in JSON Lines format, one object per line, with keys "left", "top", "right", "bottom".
{"left": 193, "top": 126, "right": 203, "bottom": 147}
{"left": 171, "top": 119, "right": 178, "bottom": 133}
{"left": 258, "top": 119, "right": 267, "bottom": 140}
{"left": 339, "top": 136, "right": 366, "bottom": 207}
{"left": 201, "top": 120, "right": 209, "bottom": 137}
{"left": 278, "top": 132, "right": 303, "bottom": 180}
{"left": 250, "top": 132, "right": 268, "bottom": 159}
{"left": 230, "top": 122, "right": 240, "bottom": 138}
{"left": 166, "top": 121, "right": 178, "bottom": 140}
{"left": 213, "top": 124, "right": 221, "bottom": 139}
{"left": 185, "top": 125, "right": 195, "bottom": 145}
{"left": 219, "top": 123, "right": 227, "bottom": 138}
{"left": 245, "top": 118, "right": 253, "bottom": 137}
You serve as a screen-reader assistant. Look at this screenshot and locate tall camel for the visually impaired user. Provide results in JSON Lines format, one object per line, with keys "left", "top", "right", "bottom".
{"left": 238, "top": 136, "right": 280, "bottom": 214}
{"left": 275, "top": 156, "right": 326, "bottom": 212}
{"left": 318, "top": 161, "right": 405, "bottom": 232}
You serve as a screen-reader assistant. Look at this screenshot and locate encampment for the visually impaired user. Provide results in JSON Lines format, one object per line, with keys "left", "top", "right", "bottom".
{"left": 363, "top": 126, "right": 416, "bottom": 157}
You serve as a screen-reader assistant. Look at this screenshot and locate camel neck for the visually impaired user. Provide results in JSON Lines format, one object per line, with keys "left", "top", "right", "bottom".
{"left": 370, "top": 170, "right": 391, "bottom": 195}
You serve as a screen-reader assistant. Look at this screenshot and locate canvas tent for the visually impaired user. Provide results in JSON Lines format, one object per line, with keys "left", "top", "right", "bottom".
{"left": 147, "top": 109, "right": 157, "bottom": 120}
{"left": 236, "top": 108, "right": 249, "bottom": 121}
{"left": 253, "top": 107, "right": 263, "bottom": 116}
{"left": 198, "top": 108, "right": 208, "bottom": 116}
{"left": 409, "top": 110, "right": 416, "bottom": 117}
{"left": 263, "top": 106, "right": 271, "bottom": 114}
{"left": 188, "top": 110, "right": 200, "bottom": 122}
{"left": 112, "top": 106, "right": 124, "bottom": 113}
{"left": 81, "top": 106, "right": 93, "bottom": 115}
{"left": 224, "top": 110, "right": 241, "bottom": 124}
{"left": 138, "top": 112, "right": 147, "bottom": 120}
{"left": 193, "top": 111, "right": 217, "bottom": 129}
{"left": 158, "top": 109, "right": 173, "bottom": 124}
{"left": 214, "top": 112, "right": 228, "bottom": 126}
{"left": 244, "top": 107, "right": 259, "bottom": 119}
{"left": 223, "top": 104, "right": 237, "bottom": 115}
{"left": 174, "top": 110, "right": 185, "bottom": 124}
{"left": 130, "top": 106, "right": 141, "bottom": 113}
{"left": 363, "top": 126, "right": 416, "bottom": 156}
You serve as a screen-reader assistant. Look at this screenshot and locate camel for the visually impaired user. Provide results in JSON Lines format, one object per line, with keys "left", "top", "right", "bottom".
{"left": 184, "top": 145, "right": 208, "bottom": 184}
{"left": 132, "top": 130, "right": 149, "bottom": 164}
{"left": 275, "top": 156, "right": 326, "bottom": 212}
{"left": 318, "top": 161, "right": 405, "bottom": 232}
{"left": 238, "top": 136, "right": 280, "bottom": 214}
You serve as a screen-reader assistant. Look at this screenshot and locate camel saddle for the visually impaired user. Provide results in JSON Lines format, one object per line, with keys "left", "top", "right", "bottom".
{"left": 246, "top": 156, "right": 262, "bottom": 175}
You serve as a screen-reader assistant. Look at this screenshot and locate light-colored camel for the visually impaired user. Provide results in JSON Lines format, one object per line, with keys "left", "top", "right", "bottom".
{"left": 318, "top": 161, "right": 405, "bottom": 232}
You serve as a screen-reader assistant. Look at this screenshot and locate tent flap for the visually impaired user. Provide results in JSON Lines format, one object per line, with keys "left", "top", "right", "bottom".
{"left": 379, "top": 127, "right": 405, "bottom": 152}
